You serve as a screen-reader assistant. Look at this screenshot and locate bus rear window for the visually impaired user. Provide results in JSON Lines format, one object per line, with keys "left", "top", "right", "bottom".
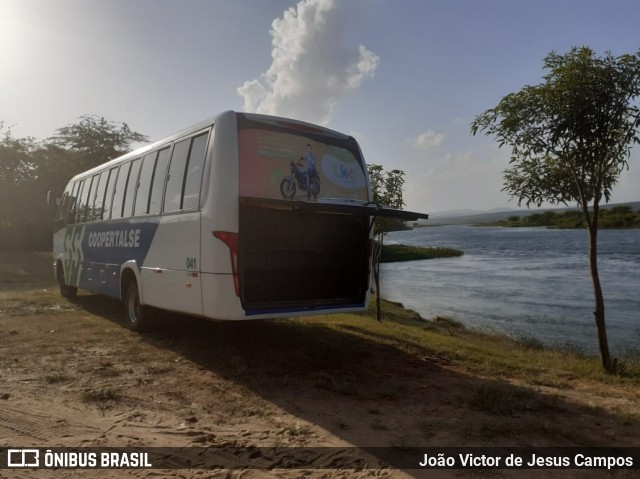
{"left": 238, "top": 128, "right": 368, "bottom": 202}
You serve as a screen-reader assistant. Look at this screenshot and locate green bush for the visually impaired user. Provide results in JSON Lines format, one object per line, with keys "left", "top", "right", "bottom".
{"left": 379, "top": 244, "right": 463, "bottom": 262}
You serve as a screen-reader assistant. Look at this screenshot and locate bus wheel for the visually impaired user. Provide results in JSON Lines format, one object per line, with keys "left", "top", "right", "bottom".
{"left": 280, "top": 178, "right": 296, "bottom": 199}
{"left": 124, "top": 282, "right": 153, "bottom": 332}
{"left": 58, "top": 269, "right": 77, "bottom": 299}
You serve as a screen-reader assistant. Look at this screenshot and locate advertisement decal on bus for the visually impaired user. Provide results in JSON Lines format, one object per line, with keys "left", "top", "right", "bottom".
{"left": 238, "top": 129, "right": 368, "bottom": 201}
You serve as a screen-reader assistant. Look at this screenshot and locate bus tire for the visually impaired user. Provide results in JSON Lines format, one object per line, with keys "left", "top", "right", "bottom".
{"left": 124, "top": 282, "right": 153, "bottom": 332}
{"left": 280, "top": 178, "right": 296, "bottom": 199}
{"left": 58, "top": 268, "right": 77, "bottom": 299}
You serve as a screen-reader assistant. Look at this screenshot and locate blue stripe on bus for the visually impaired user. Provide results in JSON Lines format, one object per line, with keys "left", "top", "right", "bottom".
{"left": 244, "top": 302, "right": 367, "bottom": 316}
{"left": 76, "top": 221, "right": 160, "bottom": 297}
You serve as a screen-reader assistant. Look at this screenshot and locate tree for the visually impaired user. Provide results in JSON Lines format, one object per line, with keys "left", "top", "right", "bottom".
{"left": 367, "top": 164, "right": 406, "bottom": 321}
{"left": 48, "top": 115, "right": 148, "bottom": 171}
{"left": 0, "top": 123, "right": 36, "bottom": 186}
{"left": 0, "top": 125, "right": 41, "bottom": 249}
{"left": 0, "top": 116, "right": 148, "bottom": 251}
{"left": 471, "top": 47, "right": 640, "bottom": 373}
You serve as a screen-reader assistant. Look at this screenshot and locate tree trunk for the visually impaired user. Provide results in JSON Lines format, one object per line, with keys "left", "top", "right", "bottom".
{"left": 587, "top": 222, "right": 612, "bottom": 373}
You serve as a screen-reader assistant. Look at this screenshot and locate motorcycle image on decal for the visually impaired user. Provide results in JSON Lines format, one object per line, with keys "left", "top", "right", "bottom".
{"left": 280, "top": 158, "right": 321, "bottom": 200}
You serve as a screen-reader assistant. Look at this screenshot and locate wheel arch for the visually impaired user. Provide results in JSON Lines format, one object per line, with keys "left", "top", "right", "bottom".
{"left": 120, "top": 261, "right": 143, "bottom": 303}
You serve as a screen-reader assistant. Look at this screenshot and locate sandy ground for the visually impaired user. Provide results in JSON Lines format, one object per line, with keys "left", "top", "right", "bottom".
{"left": 1, "top": 286, "right": 639, "bottom": 479}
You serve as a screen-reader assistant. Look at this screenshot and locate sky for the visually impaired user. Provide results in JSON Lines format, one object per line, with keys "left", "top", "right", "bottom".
{"left": 2, "top": 0, "right": 639, "bottom": 214}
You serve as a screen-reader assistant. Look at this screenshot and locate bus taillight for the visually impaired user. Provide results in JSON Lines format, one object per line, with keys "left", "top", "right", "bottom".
{"left": 213, "top": 231, "right": 240, "bottom": 296}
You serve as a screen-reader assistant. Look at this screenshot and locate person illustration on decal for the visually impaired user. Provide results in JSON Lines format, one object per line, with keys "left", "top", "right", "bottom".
{"left": 296, "top": 144, "right": 318, "bottom": 200}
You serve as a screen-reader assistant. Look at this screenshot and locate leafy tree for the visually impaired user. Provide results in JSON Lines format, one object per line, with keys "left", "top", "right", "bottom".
{"left": 0, "top": 123, "right": 36, "bottom": 186}
{"left": 48, "top": 115, "right": 148, "bottom": 171}
{"left": 33, "top": 144, "right": 83, "bottom": 197}
{"left": 471, "top": 47, "right": 640, "bottom": 373}
{"left": 0, "top": 125, "right": 40, "bottom": 249}
{"left": 0, "top": 116, "right": 148, "bottom": 251}
{"left": 367, "top": 164, "right": 406, "bottom": 321}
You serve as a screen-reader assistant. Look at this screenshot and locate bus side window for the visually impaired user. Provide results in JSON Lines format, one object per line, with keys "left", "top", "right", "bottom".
{"left": 164, "top": 139, "right": 191, "bottom": 213}
{"left": 76, "top": 176, "right": 95, "bottom": 224}
{"left": 122, "top": 158, "right": 142, "bottom": 218}
{"left": 111, "top": 163, "right": 131, "bottom": 220}
{"left": 134, "top": 152, "right": 156, "bottom": 216}
{"left": 148, "top": 147, "right": 170, "bottom": 215}
{"left": 55, "top": 183, "right": 73, "bottom": 224}
{"left": 54, "top": 192, "right": 69, "bottom": 229}
{"left": 102, "top": 166, "right": 118, "bottom": 220}
{"left": 182, "top": 133, "right": 208, "bottom": 210}
{"left": 86, "top": 175, "right": 100, "bottom": 223}
{"left": 67, "top": 180, "right": 82, "bottom": 225}
{"left": 91, "top": 170, "right": 109, "bottom": 221}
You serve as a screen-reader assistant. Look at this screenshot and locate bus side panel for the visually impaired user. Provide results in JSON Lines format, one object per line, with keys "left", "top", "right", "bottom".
{"left": 64, "top": 221, "right": 160, "bottom": 298}
{"left": 140, "top": 212, "right": 203, "bottom": 316}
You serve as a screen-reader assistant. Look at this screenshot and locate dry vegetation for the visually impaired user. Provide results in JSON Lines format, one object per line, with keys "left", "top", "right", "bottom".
{"left": 1, "top": 252, "right": 639, "bottom": 478}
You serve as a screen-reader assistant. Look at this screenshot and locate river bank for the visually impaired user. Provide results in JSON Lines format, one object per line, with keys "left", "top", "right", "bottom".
{"left": 483, "top": 205, "right": 640, "bottom": 229}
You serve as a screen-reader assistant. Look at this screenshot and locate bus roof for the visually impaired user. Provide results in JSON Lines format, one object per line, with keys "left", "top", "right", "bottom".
{"left": 67, "top": 111, "right": 353, "bottom": 183}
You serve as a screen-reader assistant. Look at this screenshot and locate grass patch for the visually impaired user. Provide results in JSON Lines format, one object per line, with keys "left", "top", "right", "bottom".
{"left": 469, "top": 382, "right": 560, "bottom": 416}
{"left": 0, "top": 251, "right": 55, "bottom": 291}
{"left": 143, "top": 363, "right": 174, "bottom": 375}
{"left": 82, "top": 386, "right": 121, "bottom": 410}
{"left": 375, "top": 378, "right": 410, "bottom": 400}
{"left": 44, "top": 373, "right": 71, "bottom": 384}
{"left": 514, "top": 333, "right": 546, "bottom": 351}
{"left": 379, "top": 244, "right": 463, "bottom": 262}
{"left": 0, "top": 290, "right": 77, "bottom": 316}
{"left": 347, "top": 297, "right": 640, "bottom": 386}
{"left": 281, "top": 421, "right": 312, "bottom": 438}
{"left": 313, "top": 371, "right": 361, "bottom": 397}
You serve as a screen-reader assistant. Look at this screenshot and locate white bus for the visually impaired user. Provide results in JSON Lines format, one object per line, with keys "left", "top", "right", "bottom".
{"left": 52, "top": 111, "right": 428, "bottom": 330}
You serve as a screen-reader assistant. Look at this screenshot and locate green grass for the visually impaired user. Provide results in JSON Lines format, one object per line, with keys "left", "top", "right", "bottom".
{"left": 344, "top": 298, "right": 640, "bottom": 385}
{"left": 0, "top": 251, "right": 54, "bottom": 291}
{"left": 82, "top": 386, "right": 122, "bottom": 411}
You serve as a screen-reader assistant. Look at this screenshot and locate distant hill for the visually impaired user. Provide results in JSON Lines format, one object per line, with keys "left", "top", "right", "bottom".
{"left": 421, "top": 201, "right": 640, "bottom": 226}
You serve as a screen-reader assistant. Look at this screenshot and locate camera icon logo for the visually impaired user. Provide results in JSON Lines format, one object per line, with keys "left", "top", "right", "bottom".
{"left": 7, "top": 449, "right": 40, "bottom": 467}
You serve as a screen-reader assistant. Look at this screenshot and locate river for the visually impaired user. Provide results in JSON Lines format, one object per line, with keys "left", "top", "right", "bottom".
{"left": 381, "top": 225, "right": 640, "bottom": 355}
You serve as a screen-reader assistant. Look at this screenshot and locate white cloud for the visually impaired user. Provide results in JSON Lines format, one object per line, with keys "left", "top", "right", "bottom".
{"left": 400, "top": 146, "right": 513, "bottom": 213}
{"left": 237, "top": 0, "right": 379, "bottom": 125}
{"left": 413, "top": 130, "right": 446, "bottom": 150}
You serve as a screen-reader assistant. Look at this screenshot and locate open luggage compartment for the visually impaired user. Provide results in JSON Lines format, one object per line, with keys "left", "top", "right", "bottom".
{"left": 239, "top": 203, "right": 370, "bottom": 314}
